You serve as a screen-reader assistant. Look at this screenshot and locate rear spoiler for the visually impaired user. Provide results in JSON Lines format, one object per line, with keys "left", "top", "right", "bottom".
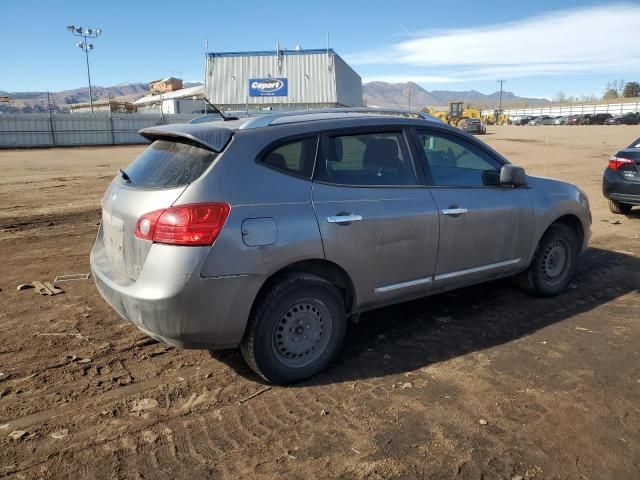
{"left": 139, "top": 123, "right": 233, "bottom": 152}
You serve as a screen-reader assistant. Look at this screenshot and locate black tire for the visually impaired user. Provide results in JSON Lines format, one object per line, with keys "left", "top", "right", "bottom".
{"left": 608, "top": 199, "right": 632, "bottom": 215}
{"left": 517, "top": 224, "right": 579, "bottom": 297}
{"left": 240, "top": 273, "right": 347, "bottom": 385}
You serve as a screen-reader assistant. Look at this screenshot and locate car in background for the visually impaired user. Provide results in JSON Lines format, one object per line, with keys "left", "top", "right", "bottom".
{"left": 529, "top": 115, "right": 554, "bottom": 125}
{"left": 567, "top": 115, "right": 582, "bottom": 125}
{"left": 604, "top": 112, "right": 640, "bottom": 125}
{"left": 90, "top": 108, "right": 592, "bottom": 384}
{"left": 579, "top": 114, "right": 596, "bottom": 125}
{"left": 515, "top": 116, "right": 535, "bottom": 126}
{"left": 461, "top": 118, "right": 486, "bottom": 134}
{"left": 553, "top": 116, "right": 568, "bottom": 125}
{"left": 188, "top": 113, "right": 224, "bottom": 124}
{"left": 603, "top": 136, "right": 640, "bottom": 214}
{"left": 592, "top": 113, "right": 613, "bottom": 125}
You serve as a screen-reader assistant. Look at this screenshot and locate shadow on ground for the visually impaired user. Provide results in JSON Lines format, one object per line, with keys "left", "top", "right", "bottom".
{"left": 215, "top": 247, "right": 639, "bottom": 385}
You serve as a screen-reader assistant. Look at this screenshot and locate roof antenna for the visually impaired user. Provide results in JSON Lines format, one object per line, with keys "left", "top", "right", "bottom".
{"left": 201, "top": 40, "right": 232, "bottom": 120}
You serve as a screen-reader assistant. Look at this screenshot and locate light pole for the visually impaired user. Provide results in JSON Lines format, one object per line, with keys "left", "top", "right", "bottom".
{"left": 67, "top": 25, "right": 102, "bottom": 113}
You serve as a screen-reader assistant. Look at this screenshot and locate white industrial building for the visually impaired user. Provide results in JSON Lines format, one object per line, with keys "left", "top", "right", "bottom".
{"left": 205, "top": 48, "right": 362, "bottom": 112}
{"left": 133, "top": 84, "right": 207, "bottom": 114}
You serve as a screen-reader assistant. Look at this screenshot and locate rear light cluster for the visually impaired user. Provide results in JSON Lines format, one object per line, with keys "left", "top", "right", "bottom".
{"left": 135, "top": 202, "right": 230, "bottom": 246}
{"left": 608, "top": 156, "right": 634, "bottom": 170}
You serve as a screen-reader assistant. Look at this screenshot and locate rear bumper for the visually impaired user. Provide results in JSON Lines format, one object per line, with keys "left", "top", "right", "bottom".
{"left": 90, "top": 239, "right": 262, "bottom": 350}
{"left": 603, "top": 168, "right": 640, "bottom": 204}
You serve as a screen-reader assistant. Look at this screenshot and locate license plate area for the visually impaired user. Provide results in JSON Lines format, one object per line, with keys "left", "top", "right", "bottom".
{"left": 102, "top": 209, "right": 125, "bottom": 270}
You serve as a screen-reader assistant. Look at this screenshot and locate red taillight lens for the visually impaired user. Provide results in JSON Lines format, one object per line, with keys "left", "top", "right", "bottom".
{"left": 135, "top": 202, "right": 230, "bottom": 246}
{"left": 608, "top": 157, "right": 634, "bottom": 170}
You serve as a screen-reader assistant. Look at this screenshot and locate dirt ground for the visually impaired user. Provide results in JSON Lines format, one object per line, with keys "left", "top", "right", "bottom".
{"left": 0, "top": 126, "right": 639, "bottom": 479}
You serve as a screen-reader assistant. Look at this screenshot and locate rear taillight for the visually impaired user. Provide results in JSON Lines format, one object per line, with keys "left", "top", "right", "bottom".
{"left": 135, "top": 202, "right": 231, "bottom": 246}
{"left": 608, "top": 157, "right": 634, "bottom": 170}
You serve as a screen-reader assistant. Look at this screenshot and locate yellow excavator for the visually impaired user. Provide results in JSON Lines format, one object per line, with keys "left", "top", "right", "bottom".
{"left": 422, "top": 102, "right": 482, "bottom": 128}
{"left": 482, "top": 110, "right": 509, "bottom": 125}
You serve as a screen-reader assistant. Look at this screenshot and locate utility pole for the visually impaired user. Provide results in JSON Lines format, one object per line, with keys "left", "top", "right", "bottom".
{"left": 497, "top": 80, "right": 506, "bottom": 114}
{"left": 407, "top": 83, "right": 415, "bottom": 111}
{"left": 67, "top": 25, "right": 102, "bottom": 113}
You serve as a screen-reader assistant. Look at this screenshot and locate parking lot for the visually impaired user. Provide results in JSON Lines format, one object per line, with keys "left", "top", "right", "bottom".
{"left": 0, "top": 125, "right": 639, "bottom": 479}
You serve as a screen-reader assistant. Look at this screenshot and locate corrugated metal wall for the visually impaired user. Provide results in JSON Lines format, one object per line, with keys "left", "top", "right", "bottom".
{"left": 334, "top": 55, "right": 364, "bottom": 107}
{"left": 206, "top": 51, "right": 362, "bottom": 108}
{"left": 0, "top": 113, "right": 199, "bottom": 148}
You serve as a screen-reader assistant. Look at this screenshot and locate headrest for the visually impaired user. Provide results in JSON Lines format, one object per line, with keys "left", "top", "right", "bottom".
{"left": 363, "top": 139, "right": 400, "bottom": 169}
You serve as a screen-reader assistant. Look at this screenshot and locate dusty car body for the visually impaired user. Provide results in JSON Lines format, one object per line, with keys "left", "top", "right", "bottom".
{"left": 91, "top": 108, "right": 592, "bottom": 384}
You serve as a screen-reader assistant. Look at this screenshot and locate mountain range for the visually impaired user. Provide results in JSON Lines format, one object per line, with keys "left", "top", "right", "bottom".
{"left": 363, "top": 81, "right": 550, "bottom": 110}
{"left": 0, "top": 80, "right": 549, "bottom": 113}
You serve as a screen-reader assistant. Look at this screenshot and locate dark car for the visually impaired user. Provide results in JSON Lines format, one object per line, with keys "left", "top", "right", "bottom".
{"left": 579, "top": 114, "right": 596, "bottom": 125}
{"left": 603, "top": 137, "right": 640, "bottom": 214}
{"left": 605, "top": 112, "right": 640, "bottom": 125}
{"left": 516, "top": 116, "right": 535, "bottom": 126}
{"left": 592, "top": 113, "right": 613, "bottom": 125}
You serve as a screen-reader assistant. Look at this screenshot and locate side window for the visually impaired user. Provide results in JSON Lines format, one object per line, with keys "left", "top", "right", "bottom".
{"left": 416, "top": 129, "right": 502, "bottom": 187}
{"left": 260, "top": 137, "right": 317, "bottom": 179}
{"left": 315, "top": 131, "right": 417, "bottom": 186}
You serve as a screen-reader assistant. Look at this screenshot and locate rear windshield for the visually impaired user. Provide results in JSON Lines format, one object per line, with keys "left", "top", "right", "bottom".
{"left": 121, "top": 140, "right": 217, "bottom": 189}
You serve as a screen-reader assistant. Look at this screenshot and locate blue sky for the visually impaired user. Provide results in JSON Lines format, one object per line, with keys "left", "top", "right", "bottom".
{"left": 2, "top": 0, "right": 639, "bottom": 99}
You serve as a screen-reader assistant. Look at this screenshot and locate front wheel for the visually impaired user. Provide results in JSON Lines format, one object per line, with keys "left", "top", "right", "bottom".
{"left": 609, "top": 199, "right": 632, "bottom": 214}
{"left": 517, "top": 224, "right": 579, "bottom": 297}
{"left": 240, "top": 273, "right": 347, "bottom": 385}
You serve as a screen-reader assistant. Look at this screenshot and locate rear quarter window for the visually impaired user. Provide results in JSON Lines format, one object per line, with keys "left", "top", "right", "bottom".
{"left": 259, "top": 137, "right": 318, "bottom": 179}
{"left": 122, "top": 140, "right": 217, "bottom": 189}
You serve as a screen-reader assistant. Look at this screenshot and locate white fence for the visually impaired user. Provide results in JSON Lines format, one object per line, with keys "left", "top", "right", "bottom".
{"left": 481, "top": 99, "right": 640, "bottom": 118}
{"left": 0, "top": 113, "right": 200, "bottom": 148}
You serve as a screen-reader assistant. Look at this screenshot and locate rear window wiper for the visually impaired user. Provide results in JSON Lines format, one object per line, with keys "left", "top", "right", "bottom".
{"left": 119, "top": 169, "right": 131, "bottom": 183}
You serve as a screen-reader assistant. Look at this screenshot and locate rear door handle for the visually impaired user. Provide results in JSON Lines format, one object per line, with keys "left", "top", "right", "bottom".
{"left": 327, "top": 214, "right": 363, "bottom": 224}
{"left": 442, "top": 207, "right": 468, "bottom": 216}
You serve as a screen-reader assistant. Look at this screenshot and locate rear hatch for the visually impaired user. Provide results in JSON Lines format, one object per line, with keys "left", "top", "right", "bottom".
{"left": 100, "top": 124, "right": 233, "bottom": 279}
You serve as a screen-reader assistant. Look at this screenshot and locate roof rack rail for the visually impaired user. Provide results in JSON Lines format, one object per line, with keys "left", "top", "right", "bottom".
{"left": 238, "top": 107, "right": 437, "bottom": 129}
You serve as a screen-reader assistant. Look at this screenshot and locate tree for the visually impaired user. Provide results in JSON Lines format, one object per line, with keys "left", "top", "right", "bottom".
{"left": 622, "top": 81, "right": 640, "bottom": 98}
{"left": 553, "top": 92, "right": 567, "bottom": 103}
{"left": 602, "top": 88, "right": 618, "bottom": 100}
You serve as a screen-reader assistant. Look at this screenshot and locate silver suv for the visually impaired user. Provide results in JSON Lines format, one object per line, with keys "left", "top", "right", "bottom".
{"left": 91, "top": 109, "right": 591, "bottom": 384}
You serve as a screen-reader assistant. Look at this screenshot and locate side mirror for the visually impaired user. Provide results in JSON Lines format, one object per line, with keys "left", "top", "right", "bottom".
{"left": 500, "top": 165, "right": 527, "bottom": 187}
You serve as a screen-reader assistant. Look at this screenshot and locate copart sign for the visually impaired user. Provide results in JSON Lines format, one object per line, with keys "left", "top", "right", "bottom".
{"left": 249, "top": 78, "right": 288, "bottom": 97}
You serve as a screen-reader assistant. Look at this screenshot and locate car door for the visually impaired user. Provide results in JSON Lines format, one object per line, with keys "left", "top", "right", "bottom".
{"left": 312, "top": 127, "right": 440, "bottom": 310}
{"left": 412, "top": 127, "right": 534, "bottom": 290}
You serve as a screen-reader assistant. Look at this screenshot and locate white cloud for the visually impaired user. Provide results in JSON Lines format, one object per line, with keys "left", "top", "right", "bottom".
{"left": 348, "top": 4, "right": 640, "bottom": 82}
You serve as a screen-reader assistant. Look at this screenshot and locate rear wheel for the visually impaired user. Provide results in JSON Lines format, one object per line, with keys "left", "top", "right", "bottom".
{"left": 517, "top": 224, "right": 579, "bottom": 297}
{"left": 240, "top": 273, "right": 346, "bottom": 385}
{"left": 609, "top": 199, "right": 632, "bottom": 214}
